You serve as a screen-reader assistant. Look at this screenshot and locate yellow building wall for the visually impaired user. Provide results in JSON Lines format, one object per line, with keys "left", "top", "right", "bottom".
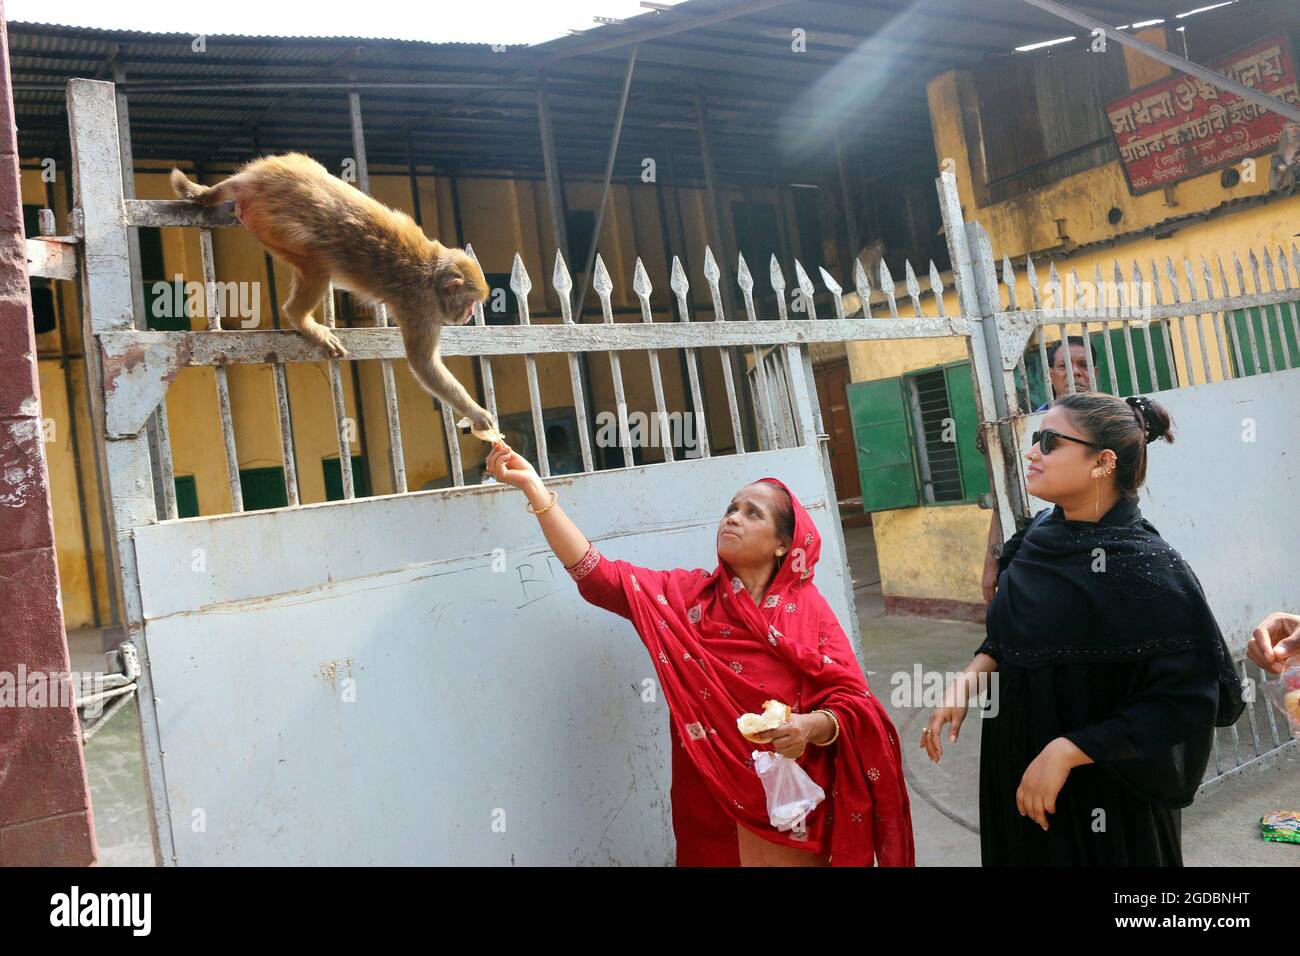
{"left": 849, "top": 39, "right": 1300, "bottom": 613}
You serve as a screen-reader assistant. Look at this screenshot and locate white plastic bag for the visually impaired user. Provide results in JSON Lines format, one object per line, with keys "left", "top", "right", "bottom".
{"left": 751, "top": 750, "right": 825, "bottom": 832}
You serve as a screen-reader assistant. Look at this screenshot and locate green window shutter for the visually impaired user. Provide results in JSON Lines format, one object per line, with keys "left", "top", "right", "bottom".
{"left": 847, "top": 377, "right": 920, "bottom": 511}
{"left": 1225, "top": 304, "right": 1300, "bottom": 375}
{"left": 323, "top": 456, "right": 371, "bottom": 501}
{"left": 238, "top": 466, "right": 289, "bottom": 511}
{"left": 942, "top": 362, "right": 990, "bottom": 502}
{"left": 173, "top": 475, "right": 200, "bottom": 518}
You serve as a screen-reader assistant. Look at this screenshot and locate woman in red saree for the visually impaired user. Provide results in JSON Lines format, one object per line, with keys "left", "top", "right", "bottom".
{"left": 485, "top": 442, "right": 914, "bottom": 867}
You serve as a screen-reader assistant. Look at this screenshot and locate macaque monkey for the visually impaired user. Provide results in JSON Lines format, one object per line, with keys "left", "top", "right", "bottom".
{"left": 170, "top": 153, "right": 497, "bottom": 437}
{"left": 1270, "top": 122, "right": 1300, "bottom": 191}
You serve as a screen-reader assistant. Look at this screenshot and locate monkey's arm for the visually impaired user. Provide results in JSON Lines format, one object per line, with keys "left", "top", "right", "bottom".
{"left": 403, "top": 332, "right": 495, "bottom": 431}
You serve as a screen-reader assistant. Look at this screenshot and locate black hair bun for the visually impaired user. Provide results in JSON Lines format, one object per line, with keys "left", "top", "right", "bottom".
{"left": 1125, "top": 394, "right": 1175, "bottom": 444}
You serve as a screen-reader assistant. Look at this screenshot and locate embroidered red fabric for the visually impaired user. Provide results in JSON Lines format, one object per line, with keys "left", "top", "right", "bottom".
{"left": 565, "top": 477, "right": 914, "bottom": 866}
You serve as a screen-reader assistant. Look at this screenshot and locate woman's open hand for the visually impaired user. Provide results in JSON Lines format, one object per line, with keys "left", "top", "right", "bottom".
{"left": 921, "top": 675, "right": 974, "bottom": 763}
{"left": 486, "top": 442, "right": 540, "bottom": 493}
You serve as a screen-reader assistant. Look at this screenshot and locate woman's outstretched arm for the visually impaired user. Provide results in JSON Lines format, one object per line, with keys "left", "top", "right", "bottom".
{"left": 486, "top": 443, "right": 589, "bottom": 567}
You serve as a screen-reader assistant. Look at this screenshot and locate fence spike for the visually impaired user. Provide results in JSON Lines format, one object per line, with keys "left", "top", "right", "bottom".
{"left": 929, "top": 260, "right": 946, "bottom": 318}
{"left": 1001, "top": 255, "right": 1018, "bottom": 311}
{"left": 703, "top": 245, "right": 720, "bottom": 284}
{"left": 670, "top": 255, "right": 689, "bottom": 295}
{"left": 736, "top": 251, "right": 754, "bottom": 294}
{"left": 853, "top": 257, "right": 872, "bottom": 316}
{"left": 593, "top": 254, "right": 613, "bottom": 296}
{"left": 632, "top": 256, "right": 652, "bottom": 298}
{"left": 509, "top": 252, "right": 532, "bottom": 296}
{"left": 552, "top": 250, "right": 573, "bottom": 295}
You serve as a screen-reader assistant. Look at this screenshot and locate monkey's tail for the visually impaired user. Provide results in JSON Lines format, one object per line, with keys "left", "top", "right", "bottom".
{"left": 170, "top": 168, "right": 226, "bottom": 206}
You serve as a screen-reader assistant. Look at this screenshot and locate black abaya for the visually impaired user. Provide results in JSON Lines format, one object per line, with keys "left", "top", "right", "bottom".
{"left": 976, "top": 497, "right": 1243, "bottom": 867}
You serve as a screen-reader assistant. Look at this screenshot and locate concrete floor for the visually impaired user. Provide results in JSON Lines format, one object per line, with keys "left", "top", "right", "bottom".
{"left": 68, "top": 522, "right": 1297, "bottom": 866}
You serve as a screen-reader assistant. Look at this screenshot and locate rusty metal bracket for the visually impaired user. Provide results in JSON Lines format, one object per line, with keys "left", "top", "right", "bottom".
{"left": 99, "top": 330, "right": 191, "bottom": 438}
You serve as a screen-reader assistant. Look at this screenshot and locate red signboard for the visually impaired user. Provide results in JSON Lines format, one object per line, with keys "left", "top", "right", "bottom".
{"left": 1106, "top": 33, "right": 1299, "bottom": 195}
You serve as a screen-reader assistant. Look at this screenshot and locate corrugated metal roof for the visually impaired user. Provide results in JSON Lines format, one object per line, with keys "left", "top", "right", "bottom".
{"left": 3, "top": 0, "right": 1273, "bottom": 183}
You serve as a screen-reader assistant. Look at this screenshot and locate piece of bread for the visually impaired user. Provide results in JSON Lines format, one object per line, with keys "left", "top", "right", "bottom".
{"left": 456, "top": 417, "right": 505, "bottom": 443}
{"left": 737, "top": 699, "right": 792, "bottom": 743}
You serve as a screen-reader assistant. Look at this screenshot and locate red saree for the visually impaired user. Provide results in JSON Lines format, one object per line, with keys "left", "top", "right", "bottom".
{"left": 566, "top": 477, "right": 914, "bottom": 867}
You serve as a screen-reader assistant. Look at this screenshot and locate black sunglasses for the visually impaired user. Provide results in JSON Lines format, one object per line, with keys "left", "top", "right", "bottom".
{"left": 1031, "top": 428, "right": 1102, "bottom": 455}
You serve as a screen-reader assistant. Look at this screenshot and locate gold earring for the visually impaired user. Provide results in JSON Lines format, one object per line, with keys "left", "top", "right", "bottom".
{"left": 1090, "top": 466, "right": 1104, "bottom": 478}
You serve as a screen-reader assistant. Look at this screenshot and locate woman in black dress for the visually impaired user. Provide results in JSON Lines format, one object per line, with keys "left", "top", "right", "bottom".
{"left": 921, "top": 392, "right": 1244, "bottom": 865}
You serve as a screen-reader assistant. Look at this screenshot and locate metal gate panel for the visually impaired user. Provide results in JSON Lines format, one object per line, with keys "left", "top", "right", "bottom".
{"left": 131, "top": 446, "right": 855, "bottom": 865}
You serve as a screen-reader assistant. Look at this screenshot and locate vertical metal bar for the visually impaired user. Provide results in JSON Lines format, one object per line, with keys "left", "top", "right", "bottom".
{"left": 593, "top": 255, "right": 634, "bottom": 467}
{"left": 45, "top": 174, "right": 103, "bottom": 621}
{"left": 1279, "top": 247, "right": 1300, "bottom": 369}
{"left": 1132, "top": 260, "right": 1159, "bottom": 388}
{"left": 1248, "top": 251, "right": 1277, "bottom": 374}
{"left": 879, "top": 258, "right": 899, "bottom": 318}
{"left": 198, "top": 229, "right": 244, "bottom": 513}
{"left": 671, "top": 255, "right": 712, "bottom": 457}
{"left": 952, "top": 213, "right": 1025, "bottom": 525}
{"left": 511, "top": 255, "right": 550, "bottom": 476}
{"left": 258, "top": 243, "right": 299, "bottom": 505}
{"left": 1026, "top": 256, "right": 1053, "bottom": 403}
{"left": 1240, "top": 660, "right": 1263, "bottom": 758}
{"left": 63, "top": 143, "right": 121, "bottom": 624}
{"left": 112, "top": 68, "right": 175, "bottom": 520}
{"left": 704, "top": 247, "right": 744, "bottom": 454}
{"left": 633, "top": 257, "right": 676, "bottom": 463}
{"left": 69, "top": 76, "right": 175, "bottom": 865}
{"left": 1181, "top": 259, "right": 1213, "bottom": 387}
{"left": 1093, "top": 263, "right": 1116, "bottom": 394}
{"left": 1049, "top": 263, "right": 1073, "bottom": 394}
{"left": 1261, "top": 249, "right": 1292, "bottom": 370}
{"left": 574, "top": 46, "right": 637, "bottom": 324}
{"left": 1198, "top": 258, "right": 1231, "bottom": 382}
{"left": 854, "top": 256, "right": 875, "bottom": 318}
{"left": 735, "top": 255, "right": 774, "bottom": 450}
{"left": 1150, "top": 259, "right": 1181, "bottom": 386}
{"left": 1231, "top": 253, "right": 1262, "bottom": 374}
{"left": 323, "top": 286, "right": 355, "bottom": 499}
{"left": 553, "top": 252, "right": 595, "bottom": 472}
{"left": 1165, "top": 258, "right": 1198, "bottom": 385}
{"left": 349, "top": 89, "right": 407, "bottom": 493}
{"left": 1218, "top": 255, "right": 1245, "bottom": 379}
{"left": 1114, "top": 260, "right": 1139, "bottom": 394}
{"left": 464, "top": 246, "right": 497, "bottom": 421}
{"left": 1001, "top": 257, "right": 1030, "bottom": 409}
{"left": 1257, "top": 665, "right": 1282, "bottom": 749}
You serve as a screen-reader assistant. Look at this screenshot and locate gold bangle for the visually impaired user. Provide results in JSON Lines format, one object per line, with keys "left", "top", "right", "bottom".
{"left": 526, "top": 490, "right": 558, "bottom": 516}
{"left": 813, "top": 708, "right": 840, "bottom": 746}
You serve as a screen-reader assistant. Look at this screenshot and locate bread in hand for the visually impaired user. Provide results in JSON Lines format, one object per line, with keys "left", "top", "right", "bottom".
{"left": 737, "top": 699, "right": 792, "bottom": 743}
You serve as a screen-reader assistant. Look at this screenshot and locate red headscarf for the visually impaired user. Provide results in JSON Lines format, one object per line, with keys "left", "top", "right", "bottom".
{"left": 571, "top": 477, "right": 914, "bottom": 866}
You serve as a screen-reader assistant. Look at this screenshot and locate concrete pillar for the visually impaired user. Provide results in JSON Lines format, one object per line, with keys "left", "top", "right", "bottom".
{"left": 0, "top": 7, "right": 98, "bottom": 866}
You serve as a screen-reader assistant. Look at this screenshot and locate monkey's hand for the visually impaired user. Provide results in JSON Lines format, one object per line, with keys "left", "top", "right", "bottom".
{"left": 461, "top": 404, "right": 498, "bottom": 439}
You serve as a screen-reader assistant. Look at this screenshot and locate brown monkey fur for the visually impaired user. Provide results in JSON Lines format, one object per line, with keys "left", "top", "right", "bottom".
{"left": 171, "top": 153, "right": 496, "bottom": 435}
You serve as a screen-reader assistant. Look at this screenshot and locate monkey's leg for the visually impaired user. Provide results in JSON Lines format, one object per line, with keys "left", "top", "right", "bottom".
{"left": 283, "top": 267, "right": 347, "bottom": 359}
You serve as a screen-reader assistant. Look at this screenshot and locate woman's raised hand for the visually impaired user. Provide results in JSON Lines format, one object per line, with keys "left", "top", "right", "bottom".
{"left": 486, "top": 442, "right": 540, "bottom": 492}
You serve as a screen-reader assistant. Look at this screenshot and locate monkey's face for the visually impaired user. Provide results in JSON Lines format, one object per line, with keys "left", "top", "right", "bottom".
{"left": 436, "top": 249, "right": 490, "bottom": 325}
